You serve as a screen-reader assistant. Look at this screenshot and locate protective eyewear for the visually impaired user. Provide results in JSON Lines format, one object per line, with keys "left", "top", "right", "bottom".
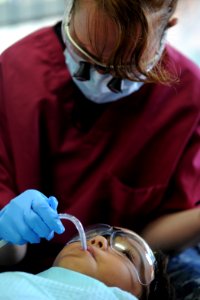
{"left": 62, "top": 21, "right": 124, "bottom": 93}
{"left": 68, "top": 224, "right": 156, "bottom": 286}
{"left": 62, "top": 0, "right": 124, "bottom": 72}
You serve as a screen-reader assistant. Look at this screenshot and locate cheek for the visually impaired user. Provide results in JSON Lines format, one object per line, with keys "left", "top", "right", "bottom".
{"left": 142, "top": 38, "right": 158, "bottom": 64}
{"left": 53, "top": 249, "right": 99, "bottom": 276}
{"left": 97, "top": 257, "right": 142, "bottom": 297}
{"left": 53, "top": 247, "right": 70, "bottom": 266}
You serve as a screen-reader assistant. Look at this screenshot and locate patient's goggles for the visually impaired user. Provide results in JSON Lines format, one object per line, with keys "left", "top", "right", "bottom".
{"left": 69, "top": 224, "right": 156, "bottom": 286}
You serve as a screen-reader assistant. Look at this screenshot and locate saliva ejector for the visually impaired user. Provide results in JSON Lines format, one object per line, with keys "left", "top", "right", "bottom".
{"left": 0, "top": 213, "right": 87, "bottom": 251}
{"left": 58, "top": 213, "right": 87, "bottom": 250}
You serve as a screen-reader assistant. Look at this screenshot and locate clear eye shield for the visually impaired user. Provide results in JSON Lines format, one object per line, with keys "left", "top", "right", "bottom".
{"left": 61, "top": 1, "right": 167, "bottom": 88}
{"left": 61, "top": 2, "right": 139, "bottom": 94}
{"left": 62, "top": 22, "right": 124, "bottom": 93}
{"left": 68, "top": 224, "right": 156, "bottom": 286}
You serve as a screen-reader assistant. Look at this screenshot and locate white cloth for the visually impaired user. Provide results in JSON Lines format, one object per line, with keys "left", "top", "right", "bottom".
{"left": 0, "top": 267, "right": 137, "bottom": 300}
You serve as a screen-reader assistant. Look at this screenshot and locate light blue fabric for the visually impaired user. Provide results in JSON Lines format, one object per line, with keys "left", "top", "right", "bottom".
{"left": 0, "top": 267, "right": 137, "bottom": 300}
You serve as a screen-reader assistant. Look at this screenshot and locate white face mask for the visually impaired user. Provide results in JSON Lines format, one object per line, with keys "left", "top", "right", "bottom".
{"left": 64, "top": 49, "right": 144, "bottom": 104}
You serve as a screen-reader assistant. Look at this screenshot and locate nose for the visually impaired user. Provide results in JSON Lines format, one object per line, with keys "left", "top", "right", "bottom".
{"left": 88, "top": 235, "right": 108, "bottom": 250}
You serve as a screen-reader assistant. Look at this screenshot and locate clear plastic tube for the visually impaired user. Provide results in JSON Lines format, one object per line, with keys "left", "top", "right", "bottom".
{"left": 0, "top": 214, "right": 87, "bottom": 251}
{"left": 59, "top": 213, "right": 87, "bottom": 251}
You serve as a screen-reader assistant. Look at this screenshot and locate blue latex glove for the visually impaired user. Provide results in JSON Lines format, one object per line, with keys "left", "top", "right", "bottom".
{"left": 0, "top": 189, "right": 65, "bottom": 245}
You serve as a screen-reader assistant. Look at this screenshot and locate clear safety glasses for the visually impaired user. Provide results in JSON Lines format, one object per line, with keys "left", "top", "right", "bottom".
{"left": 63, "top": 22, "right": 111, "bottom": 71}
{"left": 62, "top": 14, "right": 166, "bottom": 70}
{"left": 68, "top": 224, "right": 156, "bottom": 286}
{"left": 62, "top": 21, "right": 125, "bottom": 93}
{"left": 62, "top": 0, "right": 109, "bottom": 70}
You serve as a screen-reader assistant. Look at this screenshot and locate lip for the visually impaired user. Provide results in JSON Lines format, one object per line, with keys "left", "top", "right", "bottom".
{"left": 86, "top": 246, "right": 96, "bottom": 259}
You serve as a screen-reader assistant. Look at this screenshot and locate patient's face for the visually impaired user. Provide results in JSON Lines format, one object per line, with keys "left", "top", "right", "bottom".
{"left": 53, "top": 234, "right": 148, "bottom": 298}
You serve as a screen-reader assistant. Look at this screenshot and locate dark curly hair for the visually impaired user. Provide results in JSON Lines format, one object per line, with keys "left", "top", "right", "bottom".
{"left": 146, "top": 251, "right": 175, "bottom": 300}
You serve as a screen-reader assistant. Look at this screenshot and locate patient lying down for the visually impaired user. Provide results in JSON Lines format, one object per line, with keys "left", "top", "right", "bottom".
{"left": 0, "top": 224, "right": 174, "bottom": 300}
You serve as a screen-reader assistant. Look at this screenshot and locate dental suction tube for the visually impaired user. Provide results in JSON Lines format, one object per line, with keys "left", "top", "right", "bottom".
{"left": 0, "top": 214, "right": 87, "bottom": 251}
{"left": 59, "top": 213, "right": 87, "bottom": 250}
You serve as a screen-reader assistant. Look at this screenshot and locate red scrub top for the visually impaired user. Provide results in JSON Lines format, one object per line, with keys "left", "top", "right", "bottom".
{"left": 0, "top": 24, "right": 200, "bottom": 272}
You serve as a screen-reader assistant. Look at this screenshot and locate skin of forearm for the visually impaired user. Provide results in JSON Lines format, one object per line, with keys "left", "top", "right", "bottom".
{"left": 0, "top": 244, "right": 27, "bottom": 265}
{"left": 140, "top": 208, "right": 200, "bottom": 253}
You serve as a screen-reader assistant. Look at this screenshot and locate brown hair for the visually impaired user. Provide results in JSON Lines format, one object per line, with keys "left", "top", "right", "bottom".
{"left": 71, "top": 0, "right": 178, "bottom": 84}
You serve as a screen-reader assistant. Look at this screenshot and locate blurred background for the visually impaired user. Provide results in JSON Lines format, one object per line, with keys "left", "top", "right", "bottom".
{"left": 0, "top": 0, "right": 199, "bottom": 66}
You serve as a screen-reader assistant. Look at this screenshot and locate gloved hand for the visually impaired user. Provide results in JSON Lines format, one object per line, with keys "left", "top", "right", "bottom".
{"left": 0, "top": 189, "right": 65, "bottom": 245}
